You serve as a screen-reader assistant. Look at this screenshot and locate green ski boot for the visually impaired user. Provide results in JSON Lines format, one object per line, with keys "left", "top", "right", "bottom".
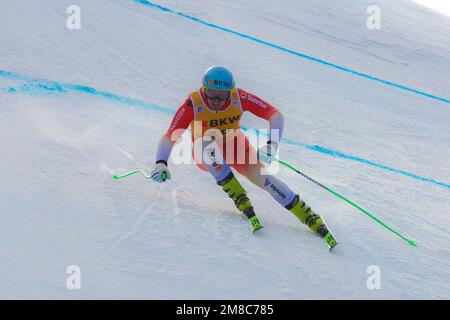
{"left": 218, "top": 173, "right": 264, "bottom": 233}
{"left": 286, "top": 195, "right": 338, "bottom": 251}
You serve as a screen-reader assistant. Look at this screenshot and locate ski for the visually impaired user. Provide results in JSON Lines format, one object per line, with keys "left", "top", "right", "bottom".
{"left": 316, "top": 222, "right": 338, "bottom": 251}
{"left": 324, "top": 232, "right": 338, "bottom": 251}
{"left": 248, "top": 215, "right": 264, "bottom": 233}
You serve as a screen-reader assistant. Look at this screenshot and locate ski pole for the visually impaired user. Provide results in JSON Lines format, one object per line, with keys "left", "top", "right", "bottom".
{"left": 112, "top": 169, "right": 151, "bottom": 180}
{"left": 112, "top": 169, "right": 168, "bottom": 181}
{"left": 271, "top": 156, "right": 417, "bottom": 247}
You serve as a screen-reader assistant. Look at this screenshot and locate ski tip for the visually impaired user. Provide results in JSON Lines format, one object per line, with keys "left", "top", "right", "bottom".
{"left": 252, "top": 225, "right": 264, "bottom": 233}
{"left": 323, "top": 231, "right": 338, "bottom": 252}
{"left": 248, "top": 215, "right": 264, "bottom": 233}
{"left": 112, "top": 175, "right": 119, "bottom": 180}
{"left": 328, "top": 242, "right": 338, "bottom": 252}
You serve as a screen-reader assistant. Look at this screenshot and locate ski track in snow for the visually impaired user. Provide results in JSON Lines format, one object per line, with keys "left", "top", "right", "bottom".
{"left": 103, "top": 184, "right": 166, "bottom": 257}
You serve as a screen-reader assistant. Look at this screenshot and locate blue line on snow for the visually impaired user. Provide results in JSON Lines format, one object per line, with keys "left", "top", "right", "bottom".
{"left": 0, "top": 70, "right": 173, "bottom": 115}
{"left": 133, "top": 0, "right": 450, "bottom": 105}
{"left": 1, "top": 69, "right": 449, "bottom": 190}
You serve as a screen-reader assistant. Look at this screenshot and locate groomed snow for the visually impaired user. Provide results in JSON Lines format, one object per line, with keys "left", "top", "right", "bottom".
{"left": 0, "top": 0, "right": 449, "bottom": 299}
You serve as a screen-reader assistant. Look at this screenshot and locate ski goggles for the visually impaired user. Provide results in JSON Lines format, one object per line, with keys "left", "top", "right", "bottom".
{"left": 204, "top": 88, "right": 231, "bottom": 102}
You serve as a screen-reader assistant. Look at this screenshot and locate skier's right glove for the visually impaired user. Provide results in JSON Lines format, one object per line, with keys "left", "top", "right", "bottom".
{"left": 150, "top": 161, "right": 171, "bottom": 183}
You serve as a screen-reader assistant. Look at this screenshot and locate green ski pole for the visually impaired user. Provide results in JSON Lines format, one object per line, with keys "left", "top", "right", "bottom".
{"left": 271, "top": 156, "right": 417, "bottom": 247}
{"left": 112, "top": 169, "right": 150, "bottom": 180}
{"left": 112, "top": 169, "right": 167, "bottom": 181}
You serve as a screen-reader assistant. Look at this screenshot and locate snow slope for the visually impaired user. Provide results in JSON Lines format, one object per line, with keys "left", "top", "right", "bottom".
{"left": 0, "top": 0, "right": 449, "bottom": 299}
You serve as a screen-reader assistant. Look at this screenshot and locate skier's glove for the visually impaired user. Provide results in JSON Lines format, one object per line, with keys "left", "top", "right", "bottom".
{"left": 150, "top": 161, "right": 171, "bottom": 183}
{"left": 257, "top": 141, "right": 278, "bottom": 164}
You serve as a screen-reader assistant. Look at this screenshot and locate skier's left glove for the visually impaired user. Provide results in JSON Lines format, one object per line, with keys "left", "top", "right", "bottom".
{"left": 257, "top": 141, "right": 278, "bottom": 164}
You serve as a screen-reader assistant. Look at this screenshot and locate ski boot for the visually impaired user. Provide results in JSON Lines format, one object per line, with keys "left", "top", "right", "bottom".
{"left": 286, "top": 195, "right": 338, "bottom": 251}
{"left": 218, "top": 172, "right": 264, "bottom": 233}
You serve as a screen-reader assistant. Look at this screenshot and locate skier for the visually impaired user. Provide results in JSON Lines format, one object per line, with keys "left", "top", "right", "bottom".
{"left": 151, "top": 66, "right": 337, "bottom": 249}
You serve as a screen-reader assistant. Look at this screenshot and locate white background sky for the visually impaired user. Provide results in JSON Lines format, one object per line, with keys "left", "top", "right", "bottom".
{"left": 412, "top": 0, "right": 450, "bottom": 16}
